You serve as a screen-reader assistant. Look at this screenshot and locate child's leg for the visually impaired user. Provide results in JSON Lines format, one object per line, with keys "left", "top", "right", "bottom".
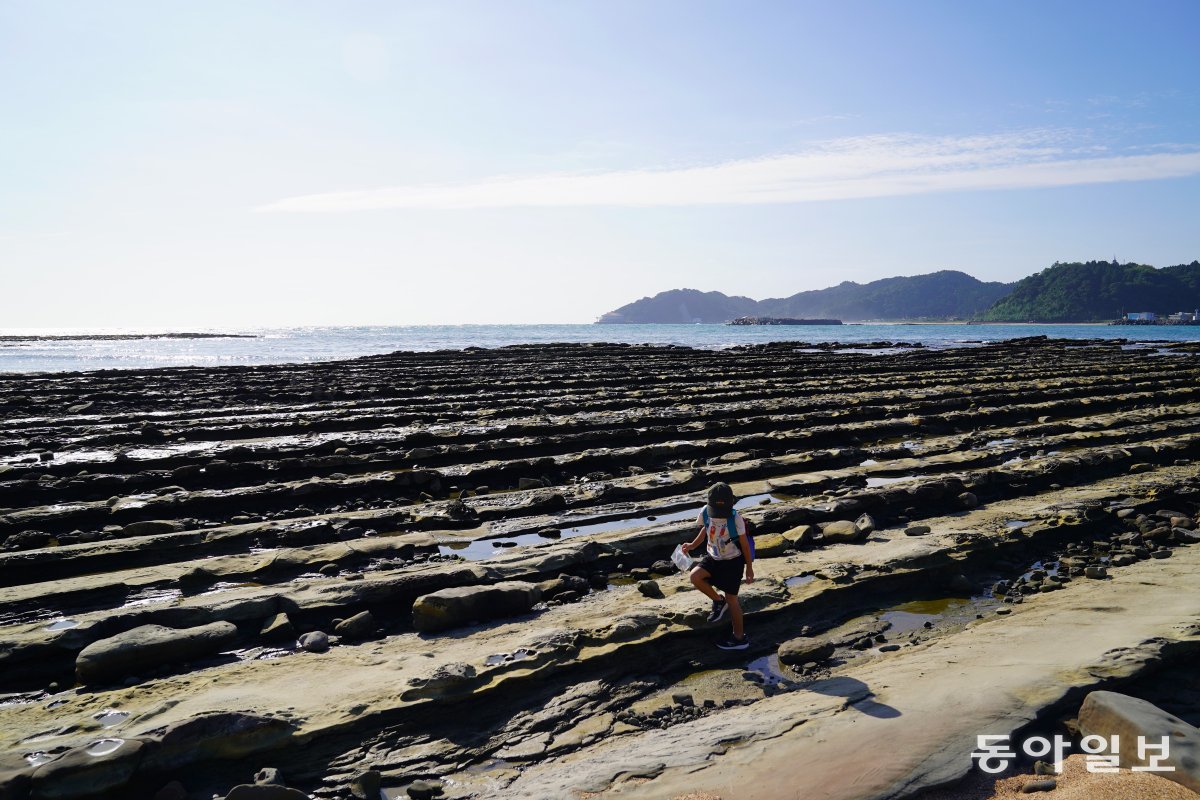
{"left": 726, "top": 594, "right": 744, "bottom": 638}
{"left": 689, "top": 567, "right": 722, "bottom": 601}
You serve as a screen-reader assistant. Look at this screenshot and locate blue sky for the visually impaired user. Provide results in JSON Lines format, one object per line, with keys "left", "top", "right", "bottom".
{"left": 3, "top": 0, "right": 1199, "bottom": 326}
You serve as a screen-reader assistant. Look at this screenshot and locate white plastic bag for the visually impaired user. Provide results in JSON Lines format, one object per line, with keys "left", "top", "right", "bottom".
{"left": 671, "top": 544, "right": 695, "bottom": 572}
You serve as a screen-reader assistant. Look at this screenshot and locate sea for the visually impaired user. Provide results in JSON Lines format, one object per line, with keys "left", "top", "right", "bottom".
{"left": 2, "top": 323, "right": 1199, "bottom": 374}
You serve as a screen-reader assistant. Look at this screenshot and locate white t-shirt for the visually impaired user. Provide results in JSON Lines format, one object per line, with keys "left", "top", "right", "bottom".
{"left": 696, "top": 511, "right": 748, "bottom": 561}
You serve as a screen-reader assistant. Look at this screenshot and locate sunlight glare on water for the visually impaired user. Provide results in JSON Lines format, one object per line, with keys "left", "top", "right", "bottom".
{"left": 3, "top": 323, "right": 1199, "bottom": 374}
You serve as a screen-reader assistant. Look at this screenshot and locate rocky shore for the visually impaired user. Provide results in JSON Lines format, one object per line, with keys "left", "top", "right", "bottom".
{"left": 2, "top": 337, "right": 1200, "bottom": 799}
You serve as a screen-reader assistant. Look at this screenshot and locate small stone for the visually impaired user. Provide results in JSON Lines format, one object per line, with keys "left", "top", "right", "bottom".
{"left": 1033, "top": 760, "right": 1056, "bottom": 775}
{"left": 255, "top": 767, "right": 284, "bottom": 785}
{"left": 904, "top": 524, "right": 931, "bottom": 536}
{"left": 782, "top": 524, "right": 820, "bottom": 548}
{"left": 334, "top": 611, "right": 377, "bottom": 641}
{"left": 778, "top": 636, "right": 835, "bottom": 665}
{"left": 260, "top": 613, "right": 295, "bottom": 642}
{"left": 671, "top": 692, "right": 694, "bottom": 707}
{"left": 820, "top": 519, "right": 863, "bottom": 543}
{"left": 1020, "top": 778, "right": 1057, "bottom": 793}
{"left": 407, "top": 778, "right": 442, "bottom": 799}
{"left": 318, "top": 563, "right": 340, "bottom": 576}
{"left": 298, "top": 631, "right": 330, "bottom": 653}
{"left": 637, "top": 580, "right": 663, "bottom": 599}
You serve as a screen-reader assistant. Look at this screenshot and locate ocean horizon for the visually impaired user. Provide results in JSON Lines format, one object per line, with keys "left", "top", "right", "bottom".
{"left": 3, "top": 322, "right": 1200, "bottom": 374}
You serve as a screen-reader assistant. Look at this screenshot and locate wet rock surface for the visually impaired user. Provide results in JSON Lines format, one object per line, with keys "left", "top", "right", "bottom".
{"left": 4, "top": 339, "right": 1200, "bottom": 798}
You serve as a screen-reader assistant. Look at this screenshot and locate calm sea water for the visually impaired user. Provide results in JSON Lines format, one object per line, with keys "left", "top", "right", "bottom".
{"left": 2, "top": 323, "right": 1198, "bottom": 374}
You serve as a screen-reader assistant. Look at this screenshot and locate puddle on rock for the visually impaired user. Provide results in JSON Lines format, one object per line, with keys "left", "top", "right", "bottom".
{"left": 1005, "top": 520, "right": 1031, "bottom": 530}
{"left": 439, "top": 494, "right": 785, "bottom": 561}
{"left": 865, "top": 475, "right": 920, "bottom": 488}
{"left": 785, "top": 575, "right": 816, "bottom": 588}
{"left": 95, "top": 710, "right": 128, "bottom": 728}
{"left": 198, "top": 581, "right": 261, "bottom": 596}
{"left": 45, "top": 619, "right": 79, "bottom": 631}
{"left": 120, "top": 587, "right": 183, "bottom": 609}
{"left": 877, "top": 596, "right": 995, "bottom": 638}
{"left": 464, "top": 758, "right": 516, "bottom": 773}
{"left": 24, "top": 752, "right": 54, "bottom": 767}
{"left": 85, "top": 739, "right": 124, "bottom": 756}
{"left": 0, "top": 692, "right": 43, "bottom": 709}
{"left": 745, "top": 654, "right": 796, "bottom": 687}
{"left": 485, "top": 648, "right": 537, "bottom": 667}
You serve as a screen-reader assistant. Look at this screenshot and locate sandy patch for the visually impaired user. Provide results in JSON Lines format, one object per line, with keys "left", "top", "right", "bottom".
{"left": 919, "top": 753, "right": 1198, "bottom": 799}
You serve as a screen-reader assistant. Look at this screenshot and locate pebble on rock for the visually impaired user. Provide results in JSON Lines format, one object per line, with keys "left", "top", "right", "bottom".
{"left": 1020, "top": 777, "right": 1057, "bottom": 793}
{"left": 637, "top": 580, "right": 664, "bottom": 599}
{"left": 407, "top": 778, "right": 442, "bottom": 799}
{"left": 297, "top": 631, "right": 330, "bottom": 653}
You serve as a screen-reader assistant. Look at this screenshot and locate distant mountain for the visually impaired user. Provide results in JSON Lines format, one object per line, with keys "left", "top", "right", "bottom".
{"left": 757, "top": 270, "right": 1012, "bottom": 321}
{"left": 980, "top": 260, "right": 1200, "bottom": 322}
{"left": 596, "top": 270, "right": 1012, "bottom": 323}
{"left": 596, "top": 289, "right": 759, "bottom": 324}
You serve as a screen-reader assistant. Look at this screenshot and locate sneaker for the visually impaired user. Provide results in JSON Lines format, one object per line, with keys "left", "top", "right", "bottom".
{"left": 707, "top": 598, "right": 728, "bottom": 623}
{"left": 716, "top": 634, "right": 750, "bottom": 651}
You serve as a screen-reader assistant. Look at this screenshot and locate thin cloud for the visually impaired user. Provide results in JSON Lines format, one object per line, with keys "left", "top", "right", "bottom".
{"left": 257, "top": 131, "right": 1200, "bottom": 213}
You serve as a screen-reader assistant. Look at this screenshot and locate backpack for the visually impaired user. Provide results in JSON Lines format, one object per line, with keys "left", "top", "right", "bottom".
{"left": 700, "top": 506, "right": 756, "bottom": 559}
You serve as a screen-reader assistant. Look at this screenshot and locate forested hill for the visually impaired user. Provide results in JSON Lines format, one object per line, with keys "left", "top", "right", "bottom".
{"left": 596, "top": 289, "right": 760, "bottom": 324}
{"left": 596, "top": 270, "right": 1012, "bottom": 323}
{"left": 979, "top": 261, "right": 1200, "bottom": 322}
{"left": 756, "top": 270, "right": 1011, "bottom": 321}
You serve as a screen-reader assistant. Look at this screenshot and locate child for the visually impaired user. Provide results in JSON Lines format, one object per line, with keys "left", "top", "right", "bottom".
{"left": 680, "top": 482, "right": 754, "bottom": 650}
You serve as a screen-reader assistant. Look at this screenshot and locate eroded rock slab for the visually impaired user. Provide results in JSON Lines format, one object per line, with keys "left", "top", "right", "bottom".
{"left": 76, "top": 621, "right": 237, "bottom": 685}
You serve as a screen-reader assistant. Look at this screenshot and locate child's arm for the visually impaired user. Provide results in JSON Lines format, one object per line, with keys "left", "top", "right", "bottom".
{"left": 737, "top": 526, "right": 755, "bottom": 583}
{"left": 682, "top": 513, "right": 706, "bottom": 553}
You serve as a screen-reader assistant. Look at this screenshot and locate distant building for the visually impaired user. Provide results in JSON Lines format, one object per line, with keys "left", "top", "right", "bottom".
{"left": 1168, "top": 311, "right": 1198, "bottom": 323}
{"left": 1126, "top": 312, "right": 1157, "bottom": 321}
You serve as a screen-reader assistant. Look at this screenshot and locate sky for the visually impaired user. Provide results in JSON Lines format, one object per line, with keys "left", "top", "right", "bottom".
{"left": 3, "top": 0, "right": 1200, "bottom": 327}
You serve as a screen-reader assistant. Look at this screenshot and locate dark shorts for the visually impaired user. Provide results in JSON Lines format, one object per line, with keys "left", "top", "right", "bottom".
{"left": 696, "top": 555, "right": 745, "bottom": 596}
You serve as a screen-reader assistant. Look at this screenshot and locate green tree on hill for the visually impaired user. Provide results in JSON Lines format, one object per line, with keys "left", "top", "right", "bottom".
{"left": 979, "top": 261, "right": 1200, "bottom": 322}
